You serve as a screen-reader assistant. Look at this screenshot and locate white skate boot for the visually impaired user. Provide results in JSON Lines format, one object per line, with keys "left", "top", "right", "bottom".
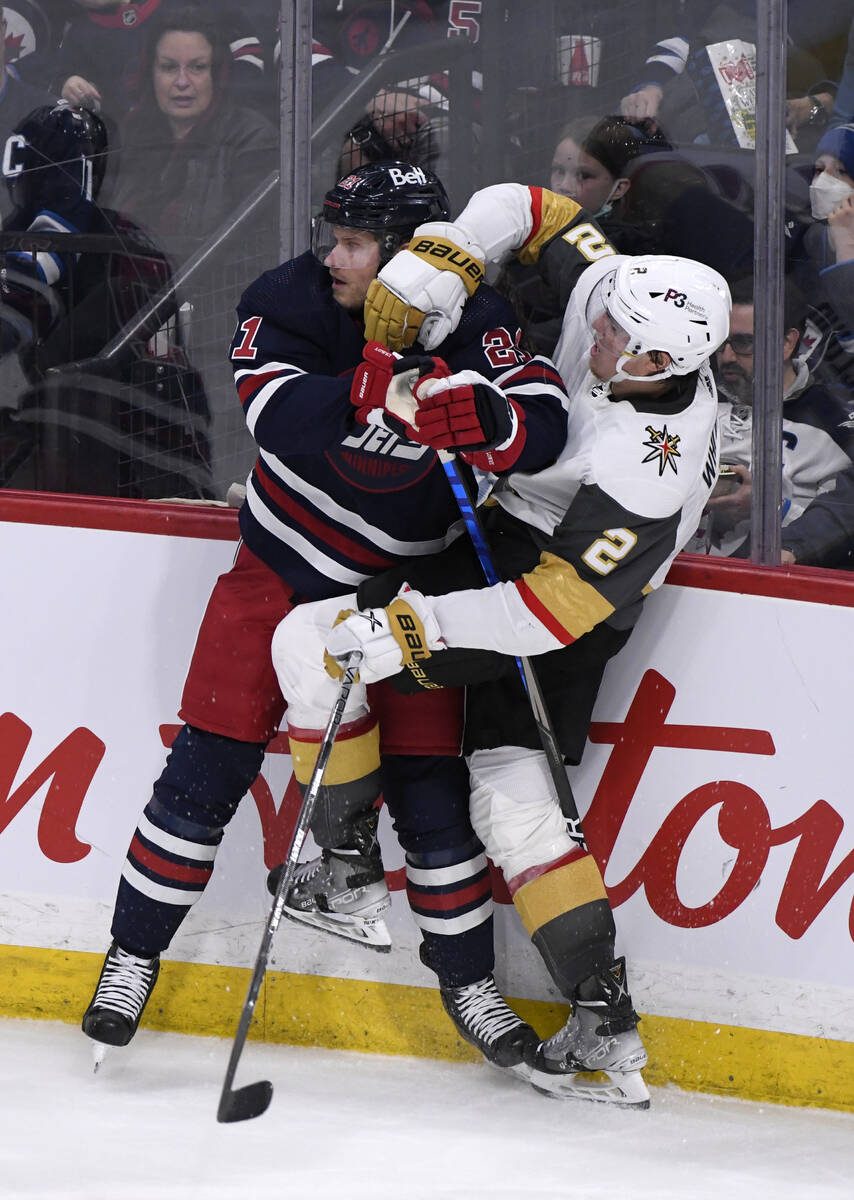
{"left": 267, "top": 812, "right": 392, "bottom": 952}
{"left": 529, "top": 957, "right": 650, "bottom": 1108}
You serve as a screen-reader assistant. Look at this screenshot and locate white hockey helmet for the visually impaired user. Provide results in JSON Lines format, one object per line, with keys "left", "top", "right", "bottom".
{"left": 594, "top": 255, "right": 732, "bottom": 382}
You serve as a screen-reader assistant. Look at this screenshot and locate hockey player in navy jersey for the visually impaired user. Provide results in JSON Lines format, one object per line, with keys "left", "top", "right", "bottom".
{"left": 81, "top": 161, "right": 591, "bottom": 1079}
{"left": 269, "top": 185, "right": 732, "bottom": 1107}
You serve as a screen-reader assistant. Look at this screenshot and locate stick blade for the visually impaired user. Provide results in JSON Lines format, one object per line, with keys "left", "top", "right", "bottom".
{"left": 217, "top": 1079, "right": 274, "bottom": 1123}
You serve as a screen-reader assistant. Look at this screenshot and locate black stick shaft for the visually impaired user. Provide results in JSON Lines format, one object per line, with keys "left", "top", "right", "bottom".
{"left": 217, "top": 652, "right": 363, "bottom": 1122}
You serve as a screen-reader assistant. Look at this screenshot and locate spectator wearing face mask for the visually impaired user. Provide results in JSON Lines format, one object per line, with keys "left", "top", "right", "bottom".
{"left": 496, "top": 115, "right": 668, "bottom": 355}
{"left": 550, "top": 115, "right": 670, "bottom": 229}
{"left": 795, "top": 124, "right": 854, "bottom": 358}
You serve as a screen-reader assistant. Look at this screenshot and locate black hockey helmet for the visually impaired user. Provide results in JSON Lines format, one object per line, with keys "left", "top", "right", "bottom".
{"left": 2, "top": 101, "right": 108, "bottom": 215}
{"left": 312, "top": 160, "right": 450, "bottom": 264}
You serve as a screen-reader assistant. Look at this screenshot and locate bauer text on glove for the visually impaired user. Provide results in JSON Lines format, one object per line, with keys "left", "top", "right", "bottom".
{"left": 324, "top": 587, "right": 446, "bottom": 686}
{"left": 363, "top": 221, "right": 485, "bottom": 352}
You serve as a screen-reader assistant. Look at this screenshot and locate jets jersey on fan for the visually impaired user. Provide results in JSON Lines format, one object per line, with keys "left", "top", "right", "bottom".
{"left": 230, "top": 251, "right": 568, "bottom": 600}
{"left": 693, "top": 360, "right": 854, "bottom": 556}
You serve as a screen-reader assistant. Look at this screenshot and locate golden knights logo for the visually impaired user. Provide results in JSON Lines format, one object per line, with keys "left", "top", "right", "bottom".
{"left": 642, "top": 424, "right": 681, "bottom": 475}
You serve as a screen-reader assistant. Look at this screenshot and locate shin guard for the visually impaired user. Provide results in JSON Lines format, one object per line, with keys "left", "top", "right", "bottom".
{"left": 509, "top": 849, "right": 616, "bottom": 997}
{"left": 288, "top": 711, "right": 381, "bottom": 847}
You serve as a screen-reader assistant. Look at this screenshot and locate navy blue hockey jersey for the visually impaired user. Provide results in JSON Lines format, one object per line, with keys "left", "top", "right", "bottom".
{"left": 229, "top": 251, "right": 568, "bottom": 600}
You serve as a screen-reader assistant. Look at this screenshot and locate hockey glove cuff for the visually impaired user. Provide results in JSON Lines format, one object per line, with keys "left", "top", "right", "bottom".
{"left": 324, "top": 586, "right": 445, "bottom": 685}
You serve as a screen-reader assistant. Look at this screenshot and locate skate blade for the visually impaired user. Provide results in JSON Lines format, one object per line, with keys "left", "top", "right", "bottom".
{"left": 282, "top": 905, "right": 392, "bottom": 952}
{"left": 91, "top": 1042, "right": 110, "bottom": 1073}
{"left": 529, "top": 1065, "right": 650, "bottom": 1109}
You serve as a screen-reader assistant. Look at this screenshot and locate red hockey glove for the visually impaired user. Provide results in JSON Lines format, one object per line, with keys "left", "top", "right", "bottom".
{"left": 412, "top": 369, "right": 517, "bottom": 452}
{"left": 350, "top": 342, "right": 452, "bottom": 442}
{"left": 350, "top": 340, "right": 402, "bottom": 422}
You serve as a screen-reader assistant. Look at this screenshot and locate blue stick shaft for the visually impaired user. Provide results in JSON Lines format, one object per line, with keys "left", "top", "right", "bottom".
{"left": 438, "top": 453, "right": 585, "bottom": 847}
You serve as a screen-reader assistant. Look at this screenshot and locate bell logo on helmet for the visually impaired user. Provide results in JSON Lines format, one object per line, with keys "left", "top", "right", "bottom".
{"left": 388, "top": 166, "right": 428, "bottom": 187}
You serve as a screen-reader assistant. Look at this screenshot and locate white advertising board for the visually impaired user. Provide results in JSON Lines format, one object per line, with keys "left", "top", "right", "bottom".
{"left": 2, "top": 517, "right": 853, "bottom": 1043}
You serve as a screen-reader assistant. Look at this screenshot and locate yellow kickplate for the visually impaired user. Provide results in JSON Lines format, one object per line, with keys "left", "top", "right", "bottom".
{"left": 2, "top": 943, "right": 852, "bottom": 1113}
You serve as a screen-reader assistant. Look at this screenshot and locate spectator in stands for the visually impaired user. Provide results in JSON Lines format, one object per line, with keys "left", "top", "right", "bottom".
{"left": 556, "top": 115, "right": 670, "bottom": 231}
{"left": 831, "top": 16, "right": 854, "bottom": 125}
{"left": 784, "top": 123, "right": 854, "bottom": 404}
{"left": 0, "top": 100, "right": 212, "bottom": 498}
{"left": 107, "top": 7, "right": 276, "bottom": 252}
{"left": 498, "top": 115, "right": 668, "bottom": 355}
{"left": 781, "top": 462, "right": 854, "bottom": 568}
{"left": 0, "top": 4, "right": 56, "bottom": 222}
{"left": 692, "top": 277, "right": 854, "bottom": 557}
{"left": 618, "top": 0, "right": 838, "bottom": 153}
{"left": 800, "top": 124, "right": 854, "bottom": 335}
{"left": 548, "top": 116, "right": 596, "bottom": 199}
{"left": 48, "top": 0, "right": 266, "bottom": 126}
{"left": 337, "top": 77, "right": 449, "bottom": 177}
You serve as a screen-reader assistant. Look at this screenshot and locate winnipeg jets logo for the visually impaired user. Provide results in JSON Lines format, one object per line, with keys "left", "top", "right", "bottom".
{"left": 642, "top": 424, "right": 681, "bottom": 476}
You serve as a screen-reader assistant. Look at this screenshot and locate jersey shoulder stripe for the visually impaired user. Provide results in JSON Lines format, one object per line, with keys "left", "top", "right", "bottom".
{"left": 519, "top": 188, "right": 585, "bottom": 264}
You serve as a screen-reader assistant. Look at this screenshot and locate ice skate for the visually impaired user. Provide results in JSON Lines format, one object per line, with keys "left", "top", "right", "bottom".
{"left": 441, "top": 975, "right": 540, "bottom": 1081}
{"left": 267, "top": 813, "right": 392, "bottom": 952}
{"left": 529, "top": 957, "right": 650, "bottom": 1108}
{"left": 82, "top": 940, "right": 160, "bottom": 1052}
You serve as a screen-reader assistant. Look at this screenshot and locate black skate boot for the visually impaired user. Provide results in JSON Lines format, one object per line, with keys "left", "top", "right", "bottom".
{"left": 441, "top": 975, "right": 540, "bottom": 1081}
{"left": 82, "top": 940, "right": 160, "bottom": 1048}
{"left": 267, "top": 811, "right": 391, "bottom": 952}
{"left": 529, "top": 956, "right": 650, "bottom": 1108}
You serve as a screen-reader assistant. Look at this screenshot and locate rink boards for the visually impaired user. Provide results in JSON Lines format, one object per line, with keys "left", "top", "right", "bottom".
{"left": 2, "top": 492, "right": 854, "bottom": 1112}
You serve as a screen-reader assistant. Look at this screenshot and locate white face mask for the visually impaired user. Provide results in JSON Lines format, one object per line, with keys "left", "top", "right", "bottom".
{"left": 809, "top": 171, "right": 854, "bottom": 220}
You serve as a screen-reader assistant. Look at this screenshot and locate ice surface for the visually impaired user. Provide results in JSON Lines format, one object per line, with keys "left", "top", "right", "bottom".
{"left": 4, "top": 1018, "right": 852, "bottom": 1200}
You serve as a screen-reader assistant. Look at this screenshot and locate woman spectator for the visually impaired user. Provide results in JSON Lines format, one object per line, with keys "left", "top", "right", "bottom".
{"left": 45, "top": 0, "right": 266, "bottom": 126}
{"left": 108, "top": 7, "right": 276, "bottom": 255}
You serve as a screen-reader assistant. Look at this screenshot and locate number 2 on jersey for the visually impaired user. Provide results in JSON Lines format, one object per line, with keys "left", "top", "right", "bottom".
{"left": 582, "top": 527, "right": 637, "bottom": 574}
{"left": 562, "top": 223, "right": 615, "bottom": 262}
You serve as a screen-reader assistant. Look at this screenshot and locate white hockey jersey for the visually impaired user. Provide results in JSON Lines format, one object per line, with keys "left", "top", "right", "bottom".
{"left": 431, "top": 252, "right": 721, "bottom": 657}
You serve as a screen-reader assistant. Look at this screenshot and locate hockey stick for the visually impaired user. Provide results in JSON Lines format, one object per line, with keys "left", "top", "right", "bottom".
{"left": 439, "top": 452, "right": 587, "bottom": 849}
{"left": 216, "top": 651, "right": 363, "bottom": 1123}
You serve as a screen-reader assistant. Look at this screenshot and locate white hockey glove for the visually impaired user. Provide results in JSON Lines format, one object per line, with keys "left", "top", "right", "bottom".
{"left": 364, "top": 221, "right": 486, "bottom": 352}
{"left": 324, "top": 586, "right": 446, "bottom": 685}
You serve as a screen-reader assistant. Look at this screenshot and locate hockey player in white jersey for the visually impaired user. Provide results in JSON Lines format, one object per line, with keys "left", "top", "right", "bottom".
{"left": 269, "top": 190, "right": 731, "bottom": 1109}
